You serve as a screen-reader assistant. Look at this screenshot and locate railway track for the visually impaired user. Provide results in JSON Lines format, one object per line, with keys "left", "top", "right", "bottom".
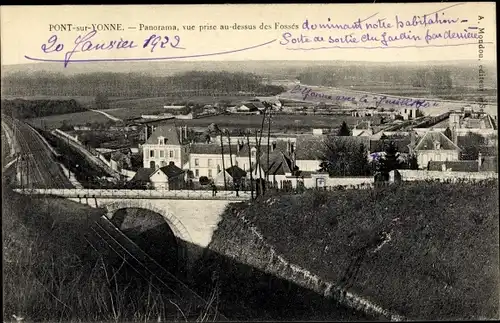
{"left": 89, "top": 215, "right": 228, "bottom": 321}
{"left": 3, "top": 115, "right": 73, "bottom": 189}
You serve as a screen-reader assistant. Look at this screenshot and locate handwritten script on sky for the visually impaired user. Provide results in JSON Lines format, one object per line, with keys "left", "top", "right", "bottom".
{"left": 23, "top": 3, "right": 487, "bottom": 67}
{"left": 280, "top": 4, "right": 483, "bottom": 50}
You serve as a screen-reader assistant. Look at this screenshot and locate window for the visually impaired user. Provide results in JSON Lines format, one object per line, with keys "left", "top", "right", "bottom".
{"left": 195, "top": 169, "right": 199, "bottom": 177}
{"left": 160, "top": 150, "right": 164, "bottom": 158}
{"left": 217, "top": 165, "right": 221, "bottom": 173}
{"left": 150, "top": 161, "right": 155, "bottom": 168}
{"left": 158, "top": 138, "right": 164, "bottom": 145}
{"left": 150, "top": 150, "right": 155, "bottom": 158}
{"left": 251, "top": 150, "right": 256, "bottom": 158}
{"left": 208, "top": 169, "right": 212, "bottom": 177}
{"left": 208, "top": 159, "right": 212, "bottom": 167}
{"left": 169, "top": 150, "right": 174, "bottom": 158}
{"left": 195, "top": 158, "right": 199, "bottom": 166}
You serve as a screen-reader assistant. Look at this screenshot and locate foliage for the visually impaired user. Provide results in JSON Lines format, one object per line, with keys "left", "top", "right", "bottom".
{"left": 379, "top": 141, "right": 402, "bottom": 176}
{"left": 410, "top": 68, "right": 453, "bottom": 89}
{"left": 236, "top": 180, "right": 499, "bottom": 320}
{"left": 2, "top": 71, "right": 285, "bottom": 97}
{"left": 1, "top": 99, "right": 87, "bottom": 119}
{"left": 459, "top": 132, "right": 487, "bottom": 160}
{"left": 2, "top": 189, "right": 195, "bottom": 322}
{"left": 337, "top": 121, "right": 351, "bottom": 136}
{"left": 320, "top": 136, "right": 371, "bottom": 176}
{"left": 94, "top": 93, "right": 110, "bottom": 110}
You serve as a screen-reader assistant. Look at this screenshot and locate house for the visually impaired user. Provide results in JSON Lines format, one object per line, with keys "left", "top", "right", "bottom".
{"left": 128, "top": 168, "right": 156, "bottom": 189}
{"left": 235, "top": 102, "right": 264, "bottom": 114}
{"left": 142, "top": 124, "right": 190, "bottom": 170}
{"left": 188, "top": 141, "right": 257, "bottom": 180}
{"left": 149, "top": 162, "right": 185, "bottom": 190}
{"left": 352, "top": 121, "right": 374, "bottom": 137}
{"left": 294, "top": 135, "right": 325, "bottom": 172}
{"left": 214, "top": 165, "right": 247, "bottom": 187}
{"left": 128, "top": 162, "right": 185, "bottom": 190}
{"left": 413, "top": 130, "right": 461, "bottom": 169}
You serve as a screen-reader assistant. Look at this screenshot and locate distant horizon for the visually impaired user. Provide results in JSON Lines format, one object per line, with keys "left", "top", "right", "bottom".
{"left": 2, "top": 58, "right": 497, "bottom": 67}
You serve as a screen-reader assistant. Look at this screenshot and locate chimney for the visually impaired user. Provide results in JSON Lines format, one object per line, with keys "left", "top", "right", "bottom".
{"left": 478, "top": 152, "right": 483, "bottom": 171}
{"left": 178, "top": 127, "right": 183, "bottom": 143}
{"left": 237, "top": 139, "right": 241, "bottom": 153}
{"left": 451, "top": 126, "right": 458, "bottom": 146}
{"left": 184, "top": 125, "right": 188, "bottom": 141}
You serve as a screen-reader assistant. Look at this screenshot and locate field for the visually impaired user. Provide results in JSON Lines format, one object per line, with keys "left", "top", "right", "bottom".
{"left": 177, "top": 114, "right": 367, "bottom": 132}
{"left": 107, "top": 95, "right": 256, "bottom": 110}
{"left": 26, "top": 106, "right": 368, "bottom": 132}
{"left": 26, "top": 111, "right": 111, "bottom": 129}
{"left": 233, "top": 180, "right": 499, "bottom": 320}
{"left": 1, "top": 95, "right": 138, "bottom": 105}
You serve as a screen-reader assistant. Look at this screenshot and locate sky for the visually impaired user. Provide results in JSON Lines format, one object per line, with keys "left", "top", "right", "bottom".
{"left": 1, "top": 3, "right": 497, "bottom": 67}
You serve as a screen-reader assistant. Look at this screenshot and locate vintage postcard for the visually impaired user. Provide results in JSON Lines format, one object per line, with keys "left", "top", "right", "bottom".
{"left": 1, "top": 3, "right": 498, "bottom": 322}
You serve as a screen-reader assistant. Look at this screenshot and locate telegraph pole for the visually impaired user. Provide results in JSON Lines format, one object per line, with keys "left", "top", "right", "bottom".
{"left": 219, "top": 132, "right": 227, "bottom": 191}
{"left": 266, "top": 109, "right": 272, "bottom": 183}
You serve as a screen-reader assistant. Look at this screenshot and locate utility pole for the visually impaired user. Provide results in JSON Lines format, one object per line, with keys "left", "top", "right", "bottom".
{"left": 19, "top": 154, "right": 24, "bottom": 190}
{"left": 266, "top": 109, "right": 272, "bottom": 184}
{"left": 219, "top": 132, "right": 227, "bottom": 191}
{"left": 226, "top": 130, "right": 235, "bottom": 191}
{"left": 246, "top": 132, "right": 254, "bottom": 200}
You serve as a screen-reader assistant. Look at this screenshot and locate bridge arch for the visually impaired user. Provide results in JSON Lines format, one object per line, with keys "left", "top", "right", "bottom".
{"left": 104, "top": 199, "right": 193, "bottom": 245}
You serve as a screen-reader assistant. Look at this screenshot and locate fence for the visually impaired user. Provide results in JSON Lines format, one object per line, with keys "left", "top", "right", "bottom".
{"left": 14, "top": 188, "right": 251, "bottom": 201}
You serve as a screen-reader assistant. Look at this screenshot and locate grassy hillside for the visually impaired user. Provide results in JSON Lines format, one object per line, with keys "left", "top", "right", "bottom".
{"left": 238, "top": 180, "right": 499, "bottom": 320}
{"left": 2, "top": 188, "right": 196, "bottom": 322}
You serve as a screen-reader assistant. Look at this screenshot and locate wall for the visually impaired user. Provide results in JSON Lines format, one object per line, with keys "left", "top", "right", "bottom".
{"left": 417, "top": 150, "right": 459, "bottom": 169}
{"left": 296, "top": 159, "right": 321, "bottom": 172}
{"left": 207, "top": 205, "right": 405, "bottom": 321}
{"left": 395, "top": 169, "right": 498, "bottom": 181}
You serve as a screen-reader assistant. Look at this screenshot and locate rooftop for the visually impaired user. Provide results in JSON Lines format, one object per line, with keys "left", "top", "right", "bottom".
{"left": 414, "top": 131, "right": 460, "bottom": 151}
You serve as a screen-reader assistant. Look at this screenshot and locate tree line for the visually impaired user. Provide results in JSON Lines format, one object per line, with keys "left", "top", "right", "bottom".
{"left": 2, "top": 71, "right": 286, "bottom": 97}
{"left": 1, "top": 99, "right": 87, "bottom": 119}
{"left": 296, "top": 65, "right": 491, "bottom": 89}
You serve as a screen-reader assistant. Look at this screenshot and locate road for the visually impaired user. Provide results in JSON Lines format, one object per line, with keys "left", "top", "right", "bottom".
{"left": 3, "top": 115, "right": 73, "bottom": 189}
{"left": 91, "top": 109, "right": 123, "bottom": 122}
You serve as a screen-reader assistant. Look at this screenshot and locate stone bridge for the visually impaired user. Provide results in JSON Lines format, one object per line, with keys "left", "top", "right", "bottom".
{"left": 17, "top": 188, "right": 250, "bottom": 267}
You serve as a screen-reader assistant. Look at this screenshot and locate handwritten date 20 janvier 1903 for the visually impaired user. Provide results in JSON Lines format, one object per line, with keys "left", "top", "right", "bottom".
{"left": 41, "top": 30, "right": 183, "bottom": 67}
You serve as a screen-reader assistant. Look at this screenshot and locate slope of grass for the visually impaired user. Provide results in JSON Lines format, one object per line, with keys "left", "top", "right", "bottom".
{"left": 2, "top": 188, "right": 198, "bottom": 322}
{"left": 239, "top": 180, "right": 499, "bottom": 320}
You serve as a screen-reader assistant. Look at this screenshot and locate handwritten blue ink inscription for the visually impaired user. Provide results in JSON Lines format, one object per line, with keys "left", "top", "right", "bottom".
{"left": 40, "top": 30, "right": 183, "bottom": 67}
{"left": 289, "top": 85, "right": 439, "bottom": 109}
{"left": 283, "top": 3, "right": 479, "bottom": 50}
{"left": 27, "top": 30, "right": 277, "bottom": 67}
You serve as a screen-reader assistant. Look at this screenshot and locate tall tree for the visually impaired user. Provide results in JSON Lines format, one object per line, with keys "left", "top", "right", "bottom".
{"left": 320, "top": 137, "right": 369, "bottom": 176}
{"left": 94, "top": 93, "right": 110, "bottom": 110}
{"left": 337, "top": 121, "right": 351, "bottom": 136}
{"left": 460, "top": 132, "right": 486, "bottom": 160}
{"left": 379, "top": 141, "right": 402, "bottom": 181}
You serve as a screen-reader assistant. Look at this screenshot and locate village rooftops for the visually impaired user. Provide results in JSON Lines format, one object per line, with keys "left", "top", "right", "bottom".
{"left": 145, "top": 124, "right": 183, "bottom": 145}
{"left": 414, "top": 131, "right": 460, "bottom": 151}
